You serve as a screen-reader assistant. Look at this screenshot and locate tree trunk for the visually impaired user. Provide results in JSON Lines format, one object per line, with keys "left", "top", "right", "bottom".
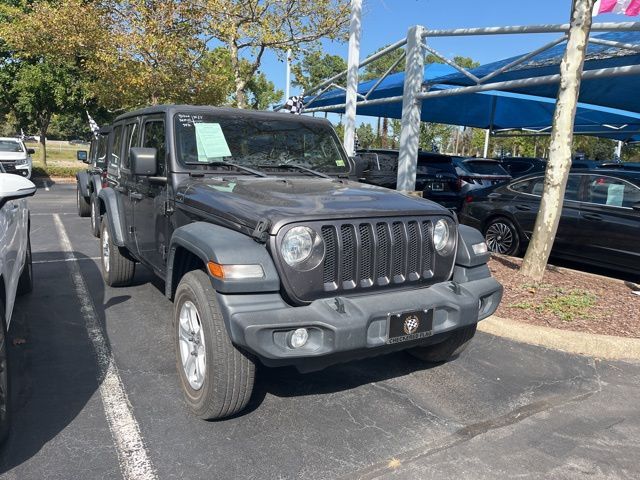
{"left": 382, "top": 117, "right": 388, "bottom": 148}
{"left": 39, "top": 116, "right": 50, "bottom": 167}
{"left": 520, "top": 0, "right": 595, "bottom": 281}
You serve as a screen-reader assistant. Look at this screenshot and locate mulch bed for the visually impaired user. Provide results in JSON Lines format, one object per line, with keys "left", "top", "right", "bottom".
{"left": 488, "top": 255, "right": 640, "bottom": 339}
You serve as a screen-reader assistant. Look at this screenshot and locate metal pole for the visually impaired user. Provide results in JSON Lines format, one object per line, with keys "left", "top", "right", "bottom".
{"left": 616, "top": 140, "right": 623, "bottom": 159}
{"left": 397, "top": 25, "right": 425, "bottom": 192}
{"left": 343, "top": 0, "right": 362, "bottom": 155}
{"left": 483, "top": 129, "right": 490, "bottom": 157}
{"left": 285, "top": 49, "right": 291, "bottom": 100}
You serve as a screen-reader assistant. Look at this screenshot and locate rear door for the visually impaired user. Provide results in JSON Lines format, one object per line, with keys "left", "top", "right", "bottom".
{"left": 133, "top": 116, "right": 168, "bottom": 272}
{"left": 510, "top": 174, "right": 583, "bottom": 251}
{"left": 578, "top": 174, "right": 640, "bottom": 271}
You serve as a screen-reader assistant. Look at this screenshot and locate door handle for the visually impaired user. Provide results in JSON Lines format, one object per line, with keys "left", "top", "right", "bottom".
{"left": 515, "top": 204, "right": 531, "bottom": 211}
{"left": 130, "top": 192, "right": 144, "bottom": 201}
{"left": 582, "top": 213, "right": 602, "bottom": 221}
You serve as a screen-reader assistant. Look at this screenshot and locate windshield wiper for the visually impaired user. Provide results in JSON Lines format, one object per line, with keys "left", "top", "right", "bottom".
{"left": 204, "top": 161, "right": 268, "bottom": 177}
{"left": 257, "top": 164, "right": 330, "bottom": 179}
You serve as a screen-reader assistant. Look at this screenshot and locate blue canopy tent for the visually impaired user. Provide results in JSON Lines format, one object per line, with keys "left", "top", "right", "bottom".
{"left": 303, "top": 32, "right": 640, "bottom": 142}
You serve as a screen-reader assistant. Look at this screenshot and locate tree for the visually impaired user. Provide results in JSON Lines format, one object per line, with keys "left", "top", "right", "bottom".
{"left": 292, "top": 51, "right": 346, "bottom": 92}
{"left": 12, "top": 60, "right": 84, "bottom": 164}
{"left": 356, "top": 123, "right": 376, "bottom": 149}
{"left": 201, "top": 0, "right": 350, "bottom": 108}
{"left": 520, "top": 0, "right": 596, "bottom": 281}
{"left": 425, "top": 55, "right": 479, "bottom": 69}
{"left": 246, "top": 73, "right": 283, "bottom": 110}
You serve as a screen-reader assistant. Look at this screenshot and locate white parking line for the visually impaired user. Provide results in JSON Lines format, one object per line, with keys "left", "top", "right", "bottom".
{"left": 34, "top": 256, "right": 100, "bottom": 264}
{"left": 53, "top": 214, "right": 157, "bottom": 480}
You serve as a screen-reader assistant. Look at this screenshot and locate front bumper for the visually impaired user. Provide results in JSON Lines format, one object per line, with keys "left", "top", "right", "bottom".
{"left": 1, "top": 162, "right": 32, "bottom": 178}
{"left": 217, "top": 273, "right": 502, "bottom": 372}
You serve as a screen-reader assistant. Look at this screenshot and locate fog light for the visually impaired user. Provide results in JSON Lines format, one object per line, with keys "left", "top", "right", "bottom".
{"left": 289, "top": 328, "right": 309, "bottom": 349}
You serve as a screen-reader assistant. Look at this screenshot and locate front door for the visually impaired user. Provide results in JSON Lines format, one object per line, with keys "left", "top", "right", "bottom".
{"left": 578, "top": 174, "right": 640, "bottom": 271}
{"left": 133, "top": 117, "right": 168, "bottom": 272}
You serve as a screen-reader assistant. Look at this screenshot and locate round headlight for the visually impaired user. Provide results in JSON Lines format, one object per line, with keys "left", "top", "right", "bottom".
{"left": 281, "top": 226, "right": 316, "bottom": 267}
{"left": 433, "top": 219, "right": 450, "bottom": 252}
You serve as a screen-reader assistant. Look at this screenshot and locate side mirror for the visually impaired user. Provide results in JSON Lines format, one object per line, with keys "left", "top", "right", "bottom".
{"left": 26, "top": 148, "right": 36, "bottom": 155}
{"left": 77, "top": 150, "right": 88, "bottom": 163}
{"left": 130, "top": 147, "right": 157, "bottom": 176}
{"left": 0, "top": 173, "right": 36, "bottom": 209}
{"left": 633, "top": 202, "right": 640, "bottom": 212}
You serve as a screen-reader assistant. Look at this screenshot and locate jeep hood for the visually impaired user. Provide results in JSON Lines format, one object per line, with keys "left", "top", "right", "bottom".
{"left": 175, "top": 176, "right": 451, "bottom": 234}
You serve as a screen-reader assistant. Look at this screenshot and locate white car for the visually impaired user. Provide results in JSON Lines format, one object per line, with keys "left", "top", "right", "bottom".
{"left": 0, "top": 173, "right": 35, "bottom": 442}
{"left": 0, "top": 137, "right": 34, "bottom": 179}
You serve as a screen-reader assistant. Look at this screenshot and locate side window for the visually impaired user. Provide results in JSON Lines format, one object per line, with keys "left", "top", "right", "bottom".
{"left": 110, "top": 125, "right": 123, "bottom": 167}
{"left": 142, "top": 120, "right": 166, "bottom": 176}
{"left": 587, "top": 175, "right": 640, "bottom": 208}
{"left": 88, "top": 138, "right": 98, "bottom": 164}
{"left": 96, "top": 134, "right": 108, "bottom": 168}
{"left": 509, "top": 179, "right": 533, "bottom": 193}
{"left": 526, "top": 175, "right": 580, "bottom": 201}
{"left": 122, "top": 122, "right": 139, "bottom": 169}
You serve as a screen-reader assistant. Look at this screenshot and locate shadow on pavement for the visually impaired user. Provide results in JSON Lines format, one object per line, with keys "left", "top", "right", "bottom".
{"left": 0, "top": 252, "right": 113, "bottom": 474}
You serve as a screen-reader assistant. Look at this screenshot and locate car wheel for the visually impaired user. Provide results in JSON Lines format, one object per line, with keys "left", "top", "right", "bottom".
{"left": 0, "top": 300, "right": 11, "bottom": 444}
{"left": 17, "top": 234, "right": 33, "bottom": 296}
{"left": 483, "top": 217, "right": 521, "bottom": 255}
{"left": 100, "top": 218, "right": 135, "bottom": 287}
{"left": 77, "top": 185, "right": 91, "bottom": 217}
{"left": 174, "top": 270, "right": 255, "bottom": 420}
{"left": 90, "top": 195, "right": 101, "bottom": 238}
{"left": 407, "top": 324, "right": 477, "bottom": 363}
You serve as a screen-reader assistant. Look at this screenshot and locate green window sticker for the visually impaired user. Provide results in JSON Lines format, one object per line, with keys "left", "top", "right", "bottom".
{"left": 194, "top": 123, "right": 232, "bottom": 161}
{"left": 335, "top": 159, "right": 345, "bottom": 167}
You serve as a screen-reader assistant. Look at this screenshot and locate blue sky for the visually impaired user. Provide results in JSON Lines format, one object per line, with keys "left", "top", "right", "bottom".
{"left": 257, "top": 0, "right": 625, "bottom": 112}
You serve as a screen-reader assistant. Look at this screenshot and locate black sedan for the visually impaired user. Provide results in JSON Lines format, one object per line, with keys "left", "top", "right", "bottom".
{"left": 458, "top": 169, "right": 640, "bottom": 275}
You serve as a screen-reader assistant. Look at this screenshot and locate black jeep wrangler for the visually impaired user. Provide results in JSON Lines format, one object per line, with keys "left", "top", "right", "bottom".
{"left": 97, "top": 105, "right": 502, "bottom": 420}
{"left": 76, "top": 126, "right": 111, "bottom": 237}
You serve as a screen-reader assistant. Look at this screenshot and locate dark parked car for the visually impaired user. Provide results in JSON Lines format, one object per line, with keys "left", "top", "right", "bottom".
{"left": 459, "top": 169, "right": 640, "bottom": 275}
{"left": 498, "top": 157, "right": 546, "bottom": 178}
{"left": 453, "top": 158, "right": 511, "bottom": 194}
{"left": 76, "top": 126, "right": 111, "bottom": 237}
{"left": 354, "top": 149, "right": 463, "bottom": 209}
{"left": 96, "top": 105, "right": 502, "bottom": 420}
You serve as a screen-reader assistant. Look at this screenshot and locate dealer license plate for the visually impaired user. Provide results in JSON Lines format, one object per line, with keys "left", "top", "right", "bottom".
{"left": 386, "top": 310, "right": 434, "bottom": 344}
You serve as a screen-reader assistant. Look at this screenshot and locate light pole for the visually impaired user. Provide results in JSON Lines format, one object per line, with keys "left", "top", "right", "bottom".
{"left": 285, "top": 48, "right": 292, "bottom": 100}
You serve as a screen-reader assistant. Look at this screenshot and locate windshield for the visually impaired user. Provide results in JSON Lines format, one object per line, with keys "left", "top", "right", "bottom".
{"left": 174, "top": 113, "right": 349, "bottom": 174}
{"left": 462, "top": 160, "right": 509, "bottom": 176}
{"left": 0, "top": 139, "right": 24, "bottom": 153}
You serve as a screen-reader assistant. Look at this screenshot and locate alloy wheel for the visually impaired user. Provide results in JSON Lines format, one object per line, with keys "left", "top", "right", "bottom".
{"left": 485, "top": 221, "right": 514, "bottom": 254}
{"left": 178, "top": 301, "right": 206, "bottom": 390}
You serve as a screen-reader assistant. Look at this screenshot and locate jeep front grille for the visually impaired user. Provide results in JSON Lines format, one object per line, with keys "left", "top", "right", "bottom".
{"left": 320, "top": 219, "right": 434, "bottom": 292}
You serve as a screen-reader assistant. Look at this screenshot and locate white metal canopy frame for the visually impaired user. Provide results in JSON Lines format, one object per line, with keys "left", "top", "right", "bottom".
{"left": 301, "top": 21, "right": 640, "bottom": 191}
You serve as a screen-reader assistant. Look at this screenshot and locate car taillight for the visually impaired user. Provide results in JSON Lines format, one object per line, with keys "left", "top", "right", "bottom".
{"left": 464, "top": 194, "right": 474, "bottom": 204}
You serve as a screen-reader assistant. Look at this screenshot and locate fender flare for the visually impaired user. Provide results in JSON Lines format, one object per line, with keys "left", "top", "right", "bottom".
{"left": 89, "top": 174, "right": 103, "bottom": 197}
{"left": 76, "top": 171, "right": 90, "bottom": 198}
{"left": 97, "top": 187, "right": 126, "bottom": 246}
{"left": 166, "top": 222, "right": 280, "bottom": 298}
{"left": 456, "top": 224, "right": 491, "bottom": 268}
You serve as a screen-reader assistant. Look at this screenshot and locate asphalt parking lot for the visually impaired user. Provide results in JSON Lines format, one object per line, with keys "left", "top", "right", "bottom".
{"left": 1, "top": 183, "right": 639, "bottom": 479}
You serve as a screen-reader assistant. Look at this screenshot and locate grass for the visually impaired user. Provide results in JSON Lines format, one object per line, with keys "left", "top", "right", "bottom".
{"left": 26, "top": 141, "right": 87, "bottom": 178}
{"left": 510, "top": 288, "right": 596, "bottom": 322}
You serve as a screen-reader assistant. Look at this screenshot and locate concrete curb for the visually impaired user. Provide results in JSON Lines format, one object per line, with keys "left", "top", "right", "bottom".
{"left": 478, "top": 315, "right": 640, "bottom": 361}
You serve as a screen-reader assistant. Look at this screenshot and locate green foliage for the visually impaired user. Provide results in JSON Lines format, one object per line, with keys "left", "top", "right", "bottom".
{"left": 510, "top": 288, "right": 596, "bottom": 322}
{"left": 292, "top": 51, "right": 346, "bottom": 92}
{"left": 362, "top": 45, "right": 405, "bottom": 81}
{"left": 356, "top": 123, "right": 376, "bottom": 149}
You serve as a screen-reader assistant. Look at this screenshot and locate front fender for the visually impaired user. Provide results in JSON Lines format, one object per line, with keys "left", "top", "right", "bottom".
{"left": 166, "top": 222, "right": 280, "bottom": 296}
{"left": 76, "top": 171, "right": 90, "bottom": 198}
{"left": 97, "top": 188, "right": 126, "bottom": 246}
{"left": 90, "top": 174, "right": 103, "bottom": 196}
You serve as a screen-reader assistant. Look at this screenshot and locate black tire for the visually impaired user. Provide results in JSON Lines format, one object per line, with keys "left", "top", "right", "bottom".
{"left": 408, "top": 324, "right": 477, "bottom": 363}
{"left": 174, "top": 270, "right": 255, "bottom": 420}
{"left": 0, "top": 300, "right": 11, "bottom": 444}
{"left": 100, "top": 218, "right": 135, "bottom": 287}
{"left": 483, "top": 217, "right": 521, "bottom": 256}
{"left": 77, "top": 185, "right": 91, "bottom": 217}
{"left": 17, "top": 235, "right": 33, "bottom": 296}
{"left": 90, "top": 194, "right": 101, "bottom": 238}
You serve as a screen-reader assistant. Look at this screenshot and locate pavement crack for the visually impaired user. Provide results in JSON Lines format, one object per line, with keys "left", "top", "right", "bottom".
{"left": 340, "top": 390, "right": 597, "bottom": 480}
